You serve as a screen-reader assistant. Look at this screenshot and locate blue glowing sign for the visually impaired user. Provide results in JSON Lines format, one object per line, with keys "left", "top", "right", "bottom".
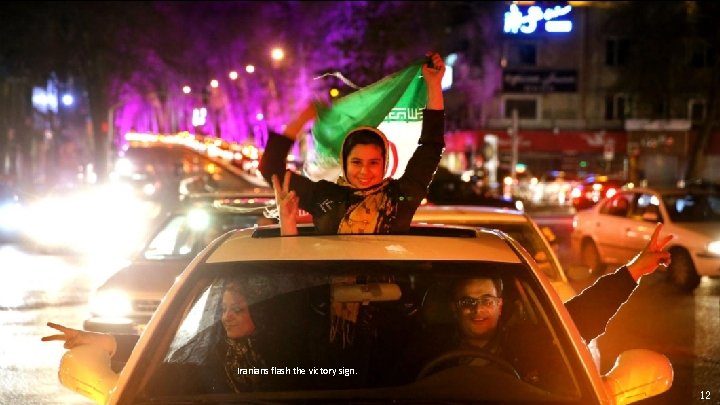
{"left": 504, "top": 4, "right": 573, "bottom": 35}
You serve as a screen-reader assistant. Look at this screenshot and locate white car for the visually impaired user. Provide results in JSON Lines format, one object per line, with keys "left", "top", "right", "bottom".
{"left": 413, "top": 205, "right": 587, "bottom": 302}
{"left": 57, "top": 225, "right": 670, "bottom": 405}
{"left": 571, "top": 185, "right": 720, "bottom": 291}
{"left": 84, "top": 191, "right": 277, "bottom": 334}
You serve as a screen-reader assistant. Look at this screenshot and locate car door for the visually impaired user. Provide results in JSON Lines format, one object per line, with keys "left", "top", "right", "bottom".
{"left": 594, "top": 191, "right": 637, "bottom": 265}
{"left": 621, "top": 190, "right": 664, "bottom": 258}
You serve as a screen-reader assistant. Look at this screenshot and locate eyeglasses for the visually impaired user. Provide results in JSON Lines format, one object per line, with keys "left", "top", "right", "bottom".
{"left": 456, "top": 295, "right": 501, "bottom": 311}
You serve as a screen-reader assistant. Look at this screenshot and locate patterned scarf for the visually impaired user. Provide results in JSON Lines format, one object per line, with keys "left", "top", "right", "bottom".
{"left": 337, "top": 179, "right": 396, "bottom": 234}
{"left": 223, "top": 336, "right": 266, "bottom": 392}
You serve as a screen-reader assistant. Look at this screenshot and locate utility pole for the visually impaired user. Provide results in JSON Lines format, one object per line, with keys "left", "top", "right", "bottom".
{"left": 511, "top": 109, "right": 519, "bottom": 182}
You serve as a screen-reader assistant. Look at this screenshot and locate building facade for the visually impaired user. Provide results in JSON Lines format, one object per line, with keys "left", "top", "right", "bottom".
{"left": 442, "top": 1, "right": 720, "bottom": 189}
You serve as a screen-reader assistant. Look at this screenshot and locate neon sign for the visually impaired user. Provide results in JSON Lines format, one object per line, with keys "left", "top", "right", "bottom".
{"left": 504, "top": 4, "right": 573, "bottom": 35}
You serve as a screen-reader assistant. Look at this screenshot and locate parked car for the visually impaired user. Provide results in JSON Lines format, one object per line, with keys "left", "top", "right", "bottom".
{"left": 83, "top": 191, "right": 277, "bottom": 335}
{"left": 59, "top": 225, "right": 671, "bottom": 405}
{"left": 570, "top": 175, "right": 627, "bottom": 211}
{"left": 571, "top": 186, "right": 720, "bottom": 291}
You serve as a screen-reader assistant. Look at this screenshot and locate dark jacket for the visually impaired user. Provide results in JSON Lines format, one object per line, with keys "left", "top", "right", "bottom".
{"left": 258, "top": 109, "right": 445, "bottom": 234}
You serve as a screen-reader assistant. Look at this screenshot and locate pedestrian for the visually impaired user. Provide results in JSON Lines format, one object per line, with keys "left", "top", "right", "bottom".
{"left": 259, "top": 51, "right": 446, "bottom": 235}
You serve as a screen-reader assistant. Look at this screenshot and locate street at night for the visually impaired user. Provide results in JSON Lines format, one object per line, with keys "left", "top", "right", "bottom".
{"left": 1, "top": 1, "right": 720, "bottom": 404}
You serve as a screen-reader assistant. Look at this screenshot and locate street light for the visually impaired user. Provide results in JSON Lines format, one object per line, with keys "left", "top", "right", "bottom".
{"left": 270, "top": 47, "right": 285, "bottom": 62}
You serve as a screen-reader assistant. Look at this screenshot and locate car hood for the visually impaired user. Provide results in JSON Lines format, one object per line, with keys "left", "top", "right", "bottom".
{"left": 97, "top": 258, "right": 191, "bottom": 295}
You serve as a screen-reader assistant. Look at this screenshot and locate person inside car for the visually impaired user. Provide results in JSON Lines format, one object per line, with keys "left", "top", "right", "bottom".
{"left": 42, "top": 278, "right": 303, "bottom": 393}
{"left": 405, "top": 222, "right": 673, "bottom": 385}
{"left": 260, "top": 51, "right": 446, "bottom": 236}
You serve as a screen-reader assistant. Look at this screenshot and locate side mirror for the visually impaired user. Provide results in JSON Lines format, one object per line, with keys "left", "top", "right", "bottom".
{"left": 603, "top": 349, "right": 673, "bottom": 405}
{"left": 58, "top": 345, "right": 119, "bottom": 404}
{"left": 566, "top": 264, "right": 592, "bottom": 281}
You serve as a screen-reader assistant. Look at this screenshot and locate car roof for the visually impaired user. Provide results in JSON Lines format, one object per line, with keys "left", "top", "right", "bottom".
{"left": 622, "top": 186, "right": 715, "bottom": 195}
{"left": 205, "top": 225, "right": 524, "bottom": 264}
{"left": 413, "top": 205, "right": 528, "bottom": 224}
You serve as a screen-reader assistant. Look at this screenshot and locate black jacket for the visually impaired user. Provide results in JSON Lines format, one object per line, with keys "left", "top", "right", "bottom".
{"left": 258, "top": 109, "right": 446, "bottom": 234}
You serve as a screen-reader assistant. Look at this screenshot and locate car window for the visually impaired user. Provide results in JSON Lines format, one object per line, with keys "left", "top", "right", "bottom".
{"left": 629, "top": 193, "right": 662, "bottom": 222}
{"left": 599, "top": 193, "right": 631, "bottom": 217}
{"left": 137, "top": 261, "right": 587, "bottom": 402}
{"left": 662, "top": 192, "right": 720, "bottom": 222}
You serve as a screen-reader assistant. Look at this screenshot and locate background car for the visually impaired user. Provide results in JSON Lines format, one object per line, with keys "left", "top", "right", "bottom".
{"left": 571, "top": 185, "right": 720, "bottom": 291}
{"left": 426, "top": 166, "right": 523, "bottom": 211}
{"left": 413, "top": 204, "right": 588, "bottom": 302}
{"left": 0, "top": 180, "right": 26, "bottom": 242}
{"left": 83, "top": 190, "right": 277, "bottom": 335}
{"left": 570, "top": 175, "right": 627, "bottom": 211}
{"left": 59, "top": 225, "right": 671, "bottom": 405}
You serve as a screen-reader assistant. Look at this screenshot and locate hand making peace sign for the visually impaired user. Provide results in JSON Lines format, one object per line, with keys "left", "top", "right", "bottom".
{"left": 626, "top": 223, "right": 674, "bottom": 282}
{"left": 271, "top": 172, "right": 299, "bottom": 236}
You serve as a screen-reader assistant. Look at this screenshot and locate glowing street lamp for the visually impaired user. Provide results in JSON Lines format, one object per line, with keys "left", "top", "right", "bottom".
{"left": 245, "top": 64, "right": 255, "bottom": 74}
{"left": 182, "top": 85, "right": 191, "bottom": 94}
{"left": 210, "top": 79, "right": 219, "bottom": 88}
{"left": 229, "top": 71, "right": 238, "bottom": 80}
{"left": 270, "top": 47, "right": 285, "bottom": 62}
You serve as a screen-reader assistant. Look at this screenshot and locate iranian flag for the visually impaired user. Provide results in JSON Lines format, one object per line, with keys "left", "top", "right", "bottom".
{"left": 309, "top": 59, "right": 428, "bottom": 180}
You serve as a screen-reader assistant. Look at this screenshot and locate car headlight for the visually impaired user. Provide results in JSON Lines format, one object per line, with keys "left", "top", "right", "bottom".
{"left": 89, "top": 290, "right": 132, "bottom": 318}
{"left": 708, "top": 240, "right": 720, "bottom": 255}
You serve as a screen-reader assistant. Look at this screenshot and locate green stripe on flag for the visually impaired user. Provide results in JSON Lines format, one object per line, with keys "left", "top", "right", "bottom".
{"left": 311, "top": 59, "right": 427, "bottom": 164}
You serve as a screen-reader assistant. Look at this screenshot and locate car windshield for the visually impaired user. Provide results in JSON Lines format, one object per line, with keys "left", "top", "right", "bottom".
{"left": 662, "top": 191, "right": 720, "bottom": 222}
{"left": 134, "top": 261, "right": 591, "bottom": 403}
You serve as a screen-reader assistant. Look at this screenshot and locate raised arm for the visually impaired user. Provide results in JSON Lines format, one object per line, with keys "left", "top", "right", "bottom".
{"left": 423, "top": 51, "right": 445, "bottom": 110}
{"left": 258, "top": 103, "right": 317, "bottom": 185}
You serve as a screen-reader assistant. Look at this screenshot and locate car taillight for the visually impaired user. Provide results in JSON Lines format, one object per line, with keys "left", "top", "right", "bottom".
{"left": 606, "top": 188, "right": 617, "bottom": 198}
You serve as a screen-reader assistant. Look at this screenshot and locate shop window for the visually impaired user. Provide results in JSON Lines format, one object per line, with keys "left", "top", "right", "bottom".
{"left": 605, "top": 94, "right": 630, "bottom": 120}
{"left": 606, "top": 38, "right": 629, "bottom": 67}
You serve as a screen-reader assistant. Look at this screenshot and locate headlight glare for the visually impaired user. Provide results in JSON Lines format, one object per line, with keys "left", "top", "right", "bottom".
{"left": 89, "top": 290, "right": 132, "bottom": 317}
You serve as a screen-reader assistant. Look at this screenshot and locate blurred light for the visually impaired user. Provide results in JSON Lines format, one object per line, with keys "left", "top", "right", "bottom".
{"left": 192, "top": 108, "right": 207, "bottom": 126}
{"left": 210, "top": 79, "right": 219, "bottom": 88}
{"left": 229, "top": 71, "right": 238, "bottom": 80}
{"left": 605, "top": 188, "right": 617, "bottom": 198}
{"left": 256, "top": 113, "right": 264, "bottom": 121}
{"left": 61, "top": 94, "right": 74, "bottom": 106}
{"left": 182, "top": 85, "right": 191, "bottom": 94}
{"left": 142, "top": 183, "right": 157, "bottom": 196}
{"left": 516, "top": 163, "right": 527, "bottom": 173}
{"left": 245, "top": 64, "right": 255, "bottom": 74}
{"left": 515, "top": 200, "right": 525, "bottom": 211}
{"left": 89, "top": 290, "right": 132, "bottom": 317}
{"left": 708, "top": 241, "right": 720, "bottom": 255}
{"left": 579, "top": 160, "right": 588, "bottom": 168}
{"left": 329, "top": 88, "right": 340, "bottom": 98}
{"left": 187, "top": 208, "right": 210, "bottom": 231}
{"left": 270, "top": 47, "right": 285, "bottom": 61}
{"left": 115, "top": 158, "right": 133, "bottom": 176}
